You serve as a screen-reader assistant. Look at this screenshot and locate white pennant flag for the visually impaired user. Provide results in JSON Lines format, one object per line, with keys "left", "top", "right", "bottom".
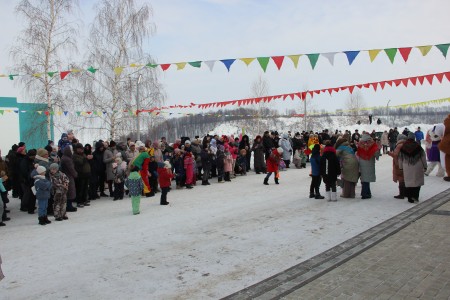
{"left": 204, "top": 60, "right": 216, "bottom": 72}
{"left": 322, "top": 52, "right": 337, "bottom": 66}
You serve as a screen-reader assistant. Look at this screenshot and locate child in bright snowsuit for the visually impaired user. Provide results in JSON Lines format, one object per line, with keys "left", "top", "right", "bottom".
{"left": 309, "top": 144, "right": 324, "bottom": 199}
{"left": 263, "top": 147, "right": 283, "bottom": 185}
{"left": 34, "top": 166, "right": 52, "bottom": 225}
{"left": 130, "top": 145, "right": 151, "bottom": 195}
{"left": 224, "top": 145, "right": 233, "bottom": 182}
{"left": 157, "top": 161, "right": 174, "bottom": 205}
{"left": 125, "top": 166, "right": 144, "bottom": 215}
{"left": 49, "top": 163, "right": 69, "bottom": 221}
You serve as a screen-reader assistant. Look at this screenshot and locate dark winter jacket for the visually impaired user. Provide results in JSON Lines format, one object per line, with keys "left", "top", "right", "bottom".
{"left": 73, "top": 152, "right": 91, "bottom": 178}
{"left": 60, "top": 147, "right": 77, "bottom": 199}
{"left": 19, "top": 154, "right": 35, "bottom": 185}
{"left": 92, "top": 142, "right": 106, "bottom": 175}
{"left": 310, "top": 146, "right": 321, "bottom": 177}
{"left": 34, "top": 175, "right": 52, "bottom": 200}
{"left": 320, "top": 146, "right": 341, "bottom": 180}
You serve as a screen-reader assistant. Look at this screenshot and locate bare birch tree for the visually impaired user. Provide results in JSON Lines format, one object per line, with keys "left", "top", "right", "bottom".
{"left": 346, "top": 90, "right": 366, "bottom": 124}
{"left": 250, "top": 75, "right": 269, "bottom": 134}
{"left": 74, "top": 0, "right": 165, "bottom": 140}
{"left": 10, "top": 0, "right": 80, "bottom": 140}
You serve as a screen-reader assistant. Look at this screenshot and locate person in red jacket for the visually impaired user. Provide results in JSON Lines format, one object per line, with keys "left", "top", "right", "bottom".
{"left": 157, "top": 161, "right": 174, "bottom": 205}
{"left": 264, "top": 147, "right": 283, "bottom": 185}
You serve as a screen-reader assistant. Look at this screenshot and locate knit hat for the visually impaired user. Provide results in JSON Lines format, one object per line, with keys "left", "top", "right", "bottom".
{"left": 17, "top": 146, "right": 26, "bottom": 154}
{"left": 37, "top": 148, "right": 48, "bottom": 157}
{"left": 27, "top": 149, "right": 37, "bottom": 156}
{"left": 109, "top": 140, "right": 116, "bottom": 147}
{"left": 135, "top": 141, "right": 145, "bottom": 148}
{"left": 164, "top": 160, "right": 171, "bottom": 169}
{"left": 49, "top": 163, "right": 59, "bottom": 171}
{"left": 185, "top": 140, "right": 191, "bottom": 145}
{"left": 74, "top": 143, "right": 84, "bottom": 150}
{"left": 397, "top": 134, "right": 407, "bottom": 142}
{"left": 360, "top": 134, "right": 372, "bottom": 142}
{"left": 277, "top": 147, "right": 284, "bottom": 154}
{"left": 407, "top": 132, "right": 415, "bottom": 140}
{"left": 36, "top": 166, "right": 46, "bottom": 174}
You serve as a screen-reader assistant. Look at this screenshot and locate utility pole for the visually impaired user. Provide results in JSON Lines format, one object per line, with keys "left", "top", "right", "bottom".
{"left": 386, "top": 99, "right": 391, "bottom": 128}
{"left": 136, "top": 74, "right": 142, "bottom": 141}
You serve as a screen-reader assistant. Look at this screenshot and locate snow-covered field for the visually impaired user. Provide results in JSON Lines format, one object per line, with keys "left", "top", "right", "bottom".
{"left": 0, "top": 155, "right": 448, "bottom": 299}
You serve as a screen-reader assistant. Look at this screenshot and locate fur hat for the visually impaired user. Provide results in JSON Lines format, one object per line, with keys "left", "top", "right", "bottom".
{"left": 164, "top": 160, "right": 171, "bottom": 169}
{"left": 407, "top": 132, "right": 415, "bottom": 140}
{"left": 185, "top": 140, "right": 191, "bottom": 145}
{"left": 397, "top": 134, "right": 407, "bottom": 142}
{"left": 49, "top": 163, "right": 59, "bottom": 171}
{"left": 360, "top": 134, "right": 372, "bottom": 142}
{"left": 277, "top": 147, "right": 284, "bottom": 154}
{"left": 36, "top": 166, "right": 46, "bottom": 174}
{"left": 37, "top": 148, "right": 48, "bottom": 157}
{"left": 135, "top": 141, "right": 145, "bottom": 148}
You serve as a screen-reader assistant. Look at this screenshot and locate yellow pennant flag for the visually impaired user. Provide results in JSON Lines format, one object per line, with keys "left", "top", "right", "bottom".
{"left": 368, "top": 49, "right": 381, "bottom": 62}
{"left": 114, "top": 67, "right": 124, "bottom": 75}
{"left": 33, "top": 73, "right": 42, "bottom": 78}
{"left": 70, "top": 69, "right": 82, "bottom": 73}
{"left": 240, "top": 58, "right": 256, "bottom": 66}
{"left": 0, "top": 74, "right": 6, "bottom": 78}
{"left": 175, "top": 62, "right": 187, "bottom": 70}
{"left": 416, "top": 45, "right": 432, "bottom": 56}
{"left": 287, "top": 55, "right": 302, "bottom": 68}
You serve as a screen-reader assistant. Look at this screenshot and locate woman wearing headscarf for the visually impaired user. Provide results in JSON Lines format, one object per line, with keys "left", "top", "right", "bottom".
{"left": 356, "top": 134, "right": 381, "bottom": 199}
{"left": 335, "top": 137, "right": 359, "bottom": 198}
{"left": 388, "top": 134, "right": 407, "bottom": 199}
{"left": 398, "top": 132, "right": 427, "bottom": 203}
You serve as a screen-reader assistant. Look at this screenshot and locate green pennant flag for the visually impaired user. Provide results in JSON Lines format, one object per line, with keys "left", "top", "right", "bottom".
{"left": 435, "top": 43, "right": 450, "bottom": 58}
{"left": 9, "top": 75, "right": 17, "bottom": 80}
{"left": 146, "top": 63, "right": 158, "bottom": 68}
{"left": 188, "top": 61, "right": 202, "bottom": 68}
{"left": 76, "top": 111, "right": 81, "bottom": 116}
{"left": 47, "top": 72, "right": 57, "bottom": 77}
{"left": 257, "top": 57, "right": 270, "bottom": 72}
{"left": 307, "top": 53, "right": 320, "bottom": 69}
{"left": 87, "top": 66, "right": 98, "bottom": 73}
{"left": 384, "top": 48, "right": 397, "bottom": 64}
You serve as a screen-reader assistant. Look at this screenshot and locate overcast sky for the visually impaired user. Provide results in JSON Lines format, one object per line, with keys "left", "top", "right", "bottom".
{"left": 0, "top": 0, "right": 449, "bottom": 114}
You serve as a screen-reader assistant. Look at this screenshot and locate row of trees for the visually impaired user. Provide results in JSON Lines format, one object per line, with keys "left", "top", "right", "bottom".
{"left": 11, "top": 0, "right": 165, "bottom": 140}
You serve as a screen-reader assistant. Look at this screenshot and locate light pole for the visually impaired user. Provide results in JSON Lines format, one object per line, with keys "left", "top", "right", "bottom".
{"left": 386, "top": 99, "right": 391, "bottom": 128}
{"left": 136, "top": 74, "right": 142, "bottom": 141}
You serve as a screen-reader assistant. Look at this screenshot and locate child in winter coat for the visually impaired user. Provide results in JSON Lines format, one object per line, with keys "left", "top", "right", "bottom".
{"left": 310, "top": 144, "right": 324, "bottom": 199}
{"left": 34, "top": 166, "right": 52, "bottom": 225}
{"left": 263, "top": 147, "right": 283, "bottom": 185}
{"left": 0, "top": 172, "right": 9, "bottom": 226}
{"left": 320, "top": 141, "right": 341, "bottom": 201}
{"left": 112, "top": 156, "right": 127, "bottom": 200}
{"left": 125, "top": 166, "right": 144, "bottom": 215}
{"left": 224, "top": 146, "right": 233, "bottom": 182}
{"left": 49, "top": 163, "right": 69, "bottom": 221}
{"left": 157, "top": 161, "right": 174, "bottom": 205}
{"left": 237, "top": 149, "right": 247, "bottom": 175}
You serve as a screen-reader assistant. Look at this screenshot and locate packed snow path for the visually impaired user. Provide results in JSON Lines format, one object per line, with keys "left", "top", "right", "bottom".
{"left": 0, "top": 155, "right": 447, "bottom": 299}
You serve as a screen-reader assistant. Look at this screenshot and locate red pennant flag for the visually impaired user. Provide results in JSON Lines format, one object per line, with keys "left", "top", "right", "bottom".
{"left": 349, "top": 86, "right": 355, "bottom": 94}
{"left": 363, "top": 83, "right": 370, "bottom": 88}
{"left": 444, "top": 72, "right": 450, "bottom": 82}
{"left": 289, "top": 94, "right": 295, "bottom": 100}
{"left": 314, "top": 90, "right": 321, "bottom": 95}
{"left": 255, "top": 97, "right": 262, "bottom": 103}
{"left": 409, "top": 77, "right": 417, "bottom": 86}
{"left": 267, "top": 96, "right": 274, "bottom": 102}
{"left": 339, "top": 86, "right": 347, "bottom": 91}
{"left": 435, "top": 73, "right": 444, "bottom": 83}
{"left": 300, "top": 92, "right": 306, "bottom": 100}
{"left": 417, "top": 76, "right": 425, "bottom": 85}
{"left": 393, "top": 79, "right": 402, "bottom": 86}
{"left": 372, "top": 82, "right": 378, "bottom": 91}
{"left": 385, "top": 80, "right": 393, "bottom": 87}
{"left": 333, "top": 88, "right": 339, "bottom": 93}
{"left": 160, "top": 64, "right": 171, "bottom": 71}
{"left": 60, "top": 71, "right": 71, "bottom": 80}
{"left": 294, "top": 92, "right": 301, "bottom": 98}
{"left": 425, "top": 74, "right": 434, "bottom": 85}
{"left": 282, "top": 94, "right": 288, "bottom": 100}
{"left": 356, "top": 84, "right": 363, "bottom": 89}
{"left": 87, "top": 111, "right": 92, "bottom": 115}
{"left": 44, "top": 111, "right": 50, "bottom": 116}
{"left": 379, "top": 81, "right": 386, "bottom": 89}
{"left": 320, "top": 89, "right": 326, "bottom": 93}
{"left": 401, "top": 78, "right": 409, "bottom": 87}
{"left": 271, "top": 56, "right": 285, "bottom": 70}
{"left": 308, "top": 91, "right": 314, "bottom": 98}
{"left": 398, "top": 47, "right": 412, "bottom": 62}
{"left": 327, "top": 88, "right": 333, "bottom": 95}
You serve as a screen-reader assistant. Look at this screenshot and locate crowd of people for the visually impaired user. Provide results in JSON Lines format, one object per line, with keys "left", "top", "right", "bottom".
{"left": 0, "top": 118, "right": 448, "bottom": 227}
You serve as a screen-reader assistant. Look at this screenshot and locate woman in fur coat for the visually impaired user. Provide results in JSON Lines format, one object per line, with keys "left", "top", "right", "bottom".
{"left": 335, "top": 138, "right": 359, "bottom": 198}
{"left": 251, "top": 135, "right": 266, "bottom": 174}
{"left": 388, "top": 134, "right": 407, "bottom": 199}
{"left": 399, "top": 133, "right": 427, "bottom": 203}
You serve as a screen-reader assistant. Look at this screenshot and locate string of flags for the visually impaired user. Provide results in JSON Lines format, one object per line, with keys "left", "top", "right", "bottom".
{"left": 1, "top": 96, "right": 448, "bottom": 118}
{"left": 1, "top": 71, "right": 448, "bottom": 117}
{"left": 0, "top": 43, "right": 448, "bottom": 80}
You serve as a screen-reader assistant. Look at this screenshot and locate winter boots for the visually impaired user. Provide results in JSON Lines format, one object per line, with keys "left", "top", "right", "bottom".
{"left": 263, "top": 178, "right": 269, "bottom": 185}
{"left": 38, "top": 217, "right": 47, "bottom": 226}
{"left": 394, "top": 183, "right": 406, "bottom": 199}
{"left": 274, "top": 178, "right": 279, "bottom": 185}
{"left": 326, "top": 191, "right": 337, "bottom": 202}
{"left": 131, "top": 196, "right": 140, "bottom": 215}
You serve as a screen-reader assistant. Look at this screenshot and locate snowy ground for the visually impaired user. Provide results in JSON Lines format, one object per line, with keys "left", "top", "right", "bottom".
{"left": 0, "top": 155, "right": 448, "bottom": 299}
